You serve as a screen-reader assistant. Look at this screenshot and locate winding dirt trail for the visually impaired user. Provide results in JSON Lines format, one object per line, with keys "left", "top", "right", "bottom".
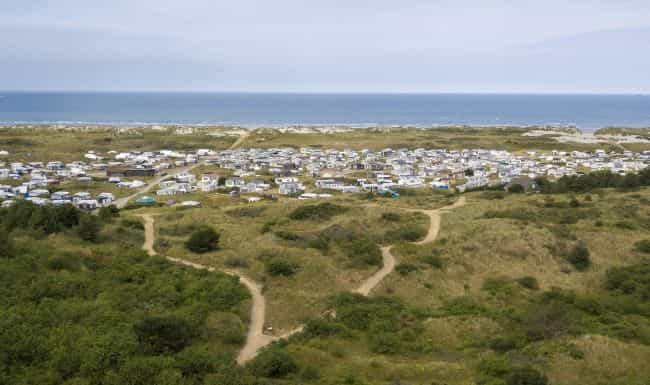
{"left": 137, "top": 195, "right": 466, "bottom": 365}
{"left": 357, "top": 196, "right": 466, "bottom": 295}
{"left": 138, "top": 213, "right": 267, "bottom": 365}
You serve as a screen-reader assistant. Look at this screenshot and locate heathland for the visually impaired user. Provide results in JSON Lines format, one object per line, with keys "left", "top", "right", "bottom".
{"left": 1, "top": 125, "right": 650, "bottom": 385}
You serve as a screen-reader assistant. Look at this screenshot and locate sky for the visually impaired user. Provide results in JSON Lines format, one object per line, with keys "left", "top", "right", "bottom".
{"left": 2, "top": 0, "right": 650, "bottom": 93}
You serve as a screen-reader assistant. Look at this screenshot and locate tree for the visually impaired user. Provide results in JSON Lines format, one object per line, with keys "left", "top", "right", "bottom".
{"left": 78, "top": 213, "right": 102, "bottom": 242}
{"left": 185, "top": 227, "right": 220, "bottom": 253}
{"left": 133, "top": 316, "right": 191, "bottom": 354}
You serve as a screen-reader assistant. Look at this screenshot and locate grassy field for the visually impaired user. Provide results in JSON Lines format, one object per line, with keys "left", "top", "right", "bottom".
{"left": 0, "top": 126, "right": 238, "bottom": 162}
{"left": 242, "top": 126, "right": 638, "bottom": 153}
{"left": 277, "top": 187, "right": 650, "bottom": 385}
{"left": 130, "top": 193, "right": 433, "bottom": 333}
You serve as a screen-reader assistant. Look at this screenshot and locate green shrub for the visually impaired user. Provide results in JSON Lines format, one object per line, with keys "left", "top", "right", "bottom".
{"left": 0, "top": 227, "right": 14, "bottom": 258}
{"left": 174, "top": 346, "right": 216, "bottom": 377}
{"left": 347, "top": 238, "right": 382, "bottom": 267}
{"left": 517, "top": 276, "right": 539, "bottom": 290}
{"left": 488, "top": 337, "right": 518, "bottom": 352}
{"left": 98, "top": 205, "right": 120, "bottom": 222}
{"left": 605, "top": 261, "right": 650, "bottom": 300}
{"left": 634, "top": 240, "right": 650, "bottom": 254}
{"left": 381, "top": 212, "right": 401, "bottom": 221}
{"left": 420, "top": 253, "right": 444, "bottom": 269}
{"left": 266, "top": 258, "right": 298, "bottom": 277}
{"left": 307, "top": 236, "right": 329, "bottom": 252}
{"left": 395, "top": 263, "right": 419, "bottom": 276}
{"left": 247, "top": 347, "right": 298, "bottom": 378}
{"left": 566, "top": 242, "right": 591, "bottom": 271}
{"left": 369, "top": 332, "right": 400, "bottom": 354}
{"left": 121, "top": 218, "right": 145, "bottom": 230}
{"left": 441, "top": 296, "right": 486, "bottom": 316}
{"left": 303, "top": 319, "right": 348, "bottom": 338}
{"left": 133, "top": 316, "right": 192, "bottom": 354}
{"left": 274, "top": 231, "right": 301, "bottom": 241}
{"left": 482, "top": 277, "right": 515, "bottom": 297}
{"left": 226, "top": 206, "right": 266, "bottom": 218}
{"left": 505, "top": 367, "right": 548, "bottom": 385}
{"left": 300, "top": 366, "right": 321, "bottom": 381}
{"left": 185, "top": 227, "right": 220, "bottom": 253}
{"left": 289, "top": 203, "right": 347, "bottom": 221}
{"left": 478, "top": 356, "right": 511, "bottom": 378}
{"left": 392, "top": 224, "right": 426, "bottom": 242}
{"left": 507, "top": 184, "right": 525, "bottom": 193}
{"left": 78, "top": 214, "right": 102, "bottom": 242}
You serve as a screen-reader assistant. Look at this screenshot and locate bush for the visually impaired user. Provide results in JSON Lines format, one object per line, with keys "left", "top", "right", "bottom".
{"left": 634, "top": 240, "right": 650, "bottom": 254}
{"left": 78, "top": 214, "right": 102, "bottom": 242}
{"left": 395, "top": 263, "right": 419, "bottom": 276}
{"left": 185, "top": 227, "right": 220, "bottom": 253}
{"left": 303, "top": 319, "right": 348, "bottom": 338}
{"left": 482, "top": 277, "right": 515, "bottom": 297}
{"left": 441, "top": 296, "right": 486, "bottom": 316}
{"left": 605, "top": 261, "right": 650, "bottom": 300}
{"left": 121, "top": 218, "right": 145, "bottom": 230}
{"left": 488, "top": 337, "right": 518, "bottom": 352}
{"left": 566, "top": 242, "right": 591, "bottom": 271}
{"left": 133, "top": 316, "right": 192, "bottom": 354}
{"left": 392, "top": 224, "right": 426, "bottom": 242}
{"left": 420, "top": 253, "right": 444, "bottom": 269}
{"left": 307, "top": 236, "right": 329, "bottom": 252}
{"left": 507, "top": 184, "right": 525, "bottom": 193}
{"left": 289, "top": 203, "right": 347, "bottom": 221}
{"left": 505, "top": 367, "right": 548, "bottom": 385}
{"left": 266, "top": 258, "right": 298, "bottom": 277}
{"left": 517, "top": 276, "right": 539, "bottom": 290}
{"left": 274, "top": 231, "right": 301, "bottom": 241}
{"left": 0, "top": 227, "right": 14, "bottom": 258}
{"left": 98, "top": 205, "right": 120, "bottom": 222}
{"left": 478, "top": 356, "right": 511, "bottom": 378}
{"left": 381, "top": 212, "right": 401, "bottom": 221}
{"left": 347, "top": 238, "right": 382, "bottom": 267}
{"left": 369, "top": 332, "right": 400, "bottom": 354}
{"left": 300, "top": 366, "right": 321, "bottom": 381}
{"left": 247, "top": 348, "right": 298, "bottom": 378}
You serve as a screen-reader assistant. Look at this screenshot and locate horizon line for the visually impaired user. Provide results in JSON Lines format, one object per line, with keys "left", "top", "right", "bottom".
{"left": 1, "top": 89, "right": 649, "bottom": 96}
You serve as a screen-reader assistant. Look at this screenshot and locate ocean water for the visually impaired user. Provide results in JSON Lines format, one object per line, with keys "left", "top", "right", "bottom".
{"left": 1, "top": 92, "right": 650, "bottom": 130}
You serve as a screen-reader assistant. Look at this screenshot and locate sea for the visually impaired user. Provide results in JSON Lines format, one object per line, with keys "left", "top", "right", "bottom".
{"left": 1, "top": 92, "right": 650, "bottom": 131}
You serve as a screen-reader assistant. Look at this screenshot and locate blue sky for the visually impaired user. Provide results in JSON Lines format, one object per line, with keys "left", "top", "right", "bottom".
{"left": 2, "top": 0, "right": 650, "bottom": 93}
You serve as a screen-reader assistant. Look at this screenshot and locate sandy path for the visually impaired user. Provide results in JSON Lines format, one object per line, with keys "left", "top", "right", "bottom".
{"left": 136, "top": 194, "right": 466, "bottom": 365}
{"left": 356, "top": 196, "right": 466, "bottom": 295}
{"left": 138, "top": 213, "right": 269, "bottom": 365}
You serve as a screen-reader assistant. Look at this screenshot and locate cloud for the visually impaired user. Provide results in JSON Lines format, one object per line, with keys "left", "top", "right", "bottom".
{"left": 1, "top": 1, "right": 650, "bottom": 92}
